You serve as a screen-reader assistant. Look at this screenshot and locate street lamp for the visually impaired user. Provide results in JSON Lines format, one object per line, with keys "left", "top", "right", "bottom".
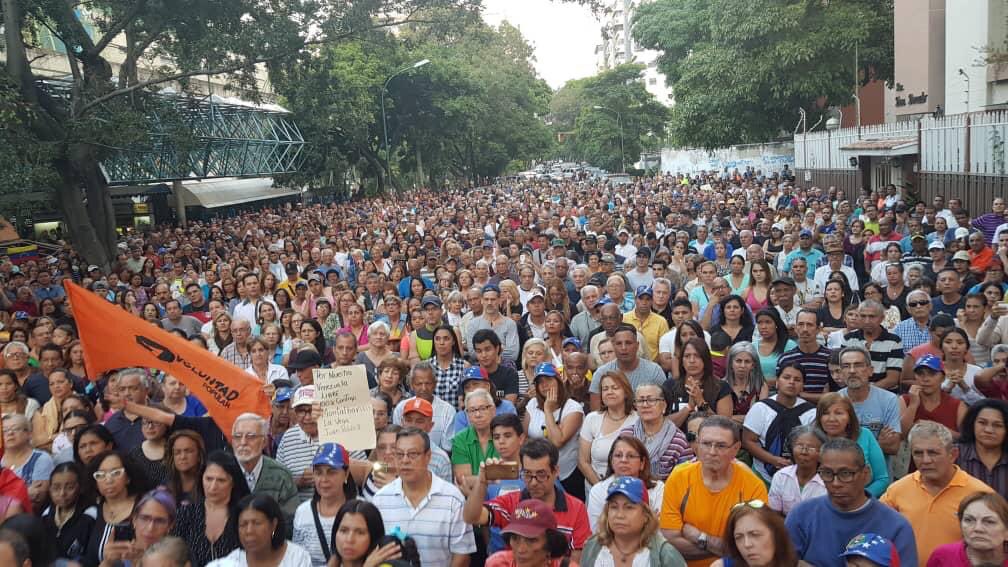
{"left": 381, "top": 58, "right": 431, "bottom": 185}
{"left": 593, "top": 105, "right": 625, "bottom": 173}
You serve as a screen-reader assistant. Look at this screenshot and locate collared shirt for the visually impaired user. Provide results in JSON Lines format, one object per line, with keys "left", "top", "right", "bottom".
{"left": 432, "top": 357, "right": 466, "bottom": 410}
{"left": 956, "top": 442, "right": 1008, "bottom": 497}
{"left": 486, "top": 482, "right": 592, "bottom": 551}
{"left": 244, "top": 456, "right": 265, "bottom": 492}
{"left": 450, "top": 425, "right": 500, "bottom": 476}
{"left": 843, "top": 329, "right": 904, "bottom": 387}
{"left": 276, "top": 425, "right": 320, "bottom": 502}
{"left": 105, "top": 410, "right": 144, "bottom": 452}
{"left": 892, "top": 317, "right": 931, "bottom": 353}
{"left": 767, "top": 464, "right": 827, "bottom": 515}
{"left": 623, "top": 310, "right": 669, "bottom": 362}
{"left": 219, "top": 343, "right": 252, "bottom": 368}
{"left": 880, "top": 466, "right": 994, "bottom": 561}
{"left": 392, "top": 395, "right": 457, "bottom": 452}
{"left": 371, "top": 474, "right": 476, "bottom": 566}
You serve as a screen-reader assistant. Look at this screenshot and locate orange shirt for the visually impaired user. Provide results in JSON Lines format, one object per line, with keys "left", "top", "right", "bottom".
{"left": 970, "top": 246, "right": 995, "bottom": 273}
{"left": 660, "top": 461, "right": 768, "bottom": 567}
{"left": 879, "top": 466, "right": 993, "bottom": 561}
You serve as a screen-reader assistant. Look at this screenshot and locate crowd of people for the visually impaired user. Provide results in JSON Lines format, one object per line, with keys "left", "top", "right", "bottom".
{"left": 0, "top": 171, "right": 1005, "bottom": 567}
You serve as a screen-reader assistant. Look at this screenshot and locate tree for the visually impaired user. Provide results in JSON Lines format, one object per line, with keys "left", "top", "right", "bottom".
{"left": 633, "top": 0, "right": 894, "bottom": 149}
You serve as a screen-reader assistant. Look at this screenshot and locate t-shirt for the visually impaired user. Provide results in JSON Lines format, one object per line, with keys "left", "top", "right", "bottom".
{"left": 580, "top": 411, "right": 639, "bottom": 480}
{"left": 776, "top": 345, "right": 836, "bottom": 394}
{"left": 742, "top": 396, "right": 817, "bottom": 482}
{"left": 785, "top": 497, "right": 918, "bottom": 567}
{"left": 660, "top": 461, "right": 768, "bottom": 567}
{"left": 589, "top": 359, "right": 666, "bottom": 394}
{"left": 927, "top": 540, "right": 1008, "bottom": 567}
{"left": 487, "top": 484, "right": 592, "bottom": 551}
{"left": 841, "top": 386, "right": 903, "bottom": 439}
{"left": 487, "top": 365, "right": 519, "bottom": 400}
{"left": 207, "top": 542, "right": 313, "bottom": 567}
{"left": 525, "top": 398, "right": 584, "bottom": 480}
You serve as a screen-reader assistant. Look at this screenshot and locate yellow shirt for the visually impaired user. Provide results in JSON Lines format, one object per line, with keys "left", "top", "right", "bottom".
{"left": 879, "top": 466, "right": 993, "bottom": 561}
{"left": 660, "top": 461, "right": 768, "bottom": 567}
{"left": 623, "top": 310, "right": 669, "bottom": 362}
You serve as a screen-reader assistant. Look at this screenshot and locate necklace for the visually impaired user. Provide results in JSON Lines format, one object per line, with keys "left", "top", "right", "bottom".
{"left": 611, "top": 539, "right": 640, "bottom": 563}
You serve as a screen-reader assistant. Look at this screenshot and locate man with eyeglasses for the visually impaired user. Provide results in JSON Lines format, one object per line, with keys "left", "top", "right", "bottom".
{"left": 464, "top": 438, "right": 591, "bottom": 564}
{"left": 396, "top": 396, "right": 451, "bottom": 482}
{"left": 785, "top": 437, "right": 918, "bottom": 567}
{"left": 373, "top": 427, "right": 476, "bottom": 567}
{"left": 276, "top": 386, "right": 321, "bottom": 502}
{"left": 837, "top": 346, "right": 904, "bottom": 459}
{"left": 231, "top": 412, "right": 300, "bottom": 523}
{"left": 1, "top": 341, "right": 49, "bottom": 405}
{"left": 843, "top": 300, "right": 904, "bottom": 392}
{"left": 660, "top": 416, "right": 766, "bottom": 566}
{"left": 893, "top": 289, "right": 934, "bottom": 352}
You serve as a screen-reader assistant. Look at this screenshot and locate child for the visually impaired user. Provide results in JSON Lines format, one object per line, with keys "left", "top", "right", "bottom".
{"left": 841, "top": 533, "right": 900, "bottom": 567}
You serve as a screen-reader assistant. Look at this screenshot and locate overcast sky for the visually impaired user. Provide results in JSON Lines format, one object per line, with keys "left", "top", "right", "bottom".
{"left": 481, "top": 0, "right": 601, "bottom": 91}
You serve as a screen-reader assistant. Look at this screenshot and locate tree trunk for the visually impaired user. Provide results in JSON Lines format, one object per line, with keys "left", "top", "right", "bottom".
{"left": 56, "top": 172, "right": 110, "bottom": 268}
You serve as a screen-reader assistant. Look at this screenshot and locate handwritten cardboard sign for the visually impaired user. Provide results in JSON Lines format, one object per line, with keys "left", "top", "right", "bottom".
{"left": 315, "top": 365, "right": 376, "bottom": 451}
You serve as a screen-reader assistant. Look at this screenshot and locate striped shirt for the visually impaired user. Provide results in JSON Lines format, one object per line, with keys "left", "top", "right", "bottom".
{"left": 777, "top": 345, "right": 836, "bottom": 394}
{"left": 843, "top": 330, "right": 905, "bottom": 388}
{"left": 372, "top": 475, "right": 477, "bottom": 565}
{"left": 392, "top": 395, "right": 458, "bottom": 453}
{"left": 276, "top": 425, "right": 320, "bottom": 502}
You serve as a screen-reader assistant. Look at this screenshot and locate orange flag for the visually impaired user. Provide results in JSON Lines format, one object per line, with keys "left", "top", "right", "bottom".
{"left": 66, "top": 282, "right": 270, "bottom": 438}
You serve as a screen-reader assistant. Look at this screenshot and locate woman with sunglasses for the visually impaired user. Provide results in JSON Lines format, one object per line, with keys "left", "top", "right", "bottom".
{"left": 82, "top": 450, "right": 151, "bottom": 567}
{"left": 711, "top": 499, "right": 810, "bottom": 567}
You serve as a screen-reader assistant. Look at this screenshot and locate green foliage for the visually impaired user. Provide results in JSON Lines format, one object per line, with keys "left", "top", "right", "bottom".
{"left": 633, "top": 0, "right": 894, "bottom": 149}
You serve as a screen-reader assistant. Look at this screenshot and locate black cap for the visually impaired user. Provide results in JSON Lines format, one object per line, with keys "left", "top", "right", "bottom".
{"left": 771, "top": 276, "right": 796, "bottom": 288}
{"left": 287, "top": 349, "right": 322, "bottom": 370}
{"left": 636, "top": 246, "right": 651, "bottom": 257}
{"left": 285, "top": 262, "right": 299, "bottom": 274}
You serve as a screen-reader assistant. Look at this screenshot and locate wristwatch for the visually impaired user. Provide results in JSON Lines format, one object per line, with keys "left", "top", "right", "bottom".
{"left": 697, "top": 532, "right": 708, "bottom": 550}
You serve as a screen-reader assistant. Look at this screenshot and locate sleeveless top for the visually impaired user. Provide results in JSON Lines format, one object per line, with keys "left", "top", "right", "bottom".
{"left": 745, "top": 287, "right": 769, "bottom": 312}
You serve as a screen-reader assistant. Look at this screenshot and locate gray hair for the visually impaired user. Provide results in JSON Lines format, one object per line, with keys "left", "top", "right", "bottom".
{"left": 908, "top": 420, "right": 955, "bottom": 450}
{"left": 580, "top": 284, "right": 599, "bottom": 297}
{"left": 368, "top": 320, "right": 390, "bottom": 336}
{"left": 992, "top": 344, "right": 1008, "bottom": 359}
{"left": 232, "top": 412, "right": 268, "bottom": 436}
{"left": 143, "top": 536, "right": 191, "bottom": 566}
{"left": 1, "top": 413, "right": 28, "bottom": 432}
{"left": 116, "top": 368, "right": 150, "bottom": 390}
{"left": 907, "top": 289, "right": 930, "bottom": 303}
{"left": 726, "top": 342, "right": 764, "bottom": 395}
{"left": 411, "top": 361, "right": 436, "bottom": 380}
{"left": 838, "top": 345, "right": 872, "bottom": 367}
{"left": 787, "top": 423, "right": 826, "bottom": 450}
{"left": 653, "top": 277, "right": 672, "bottom": 291}
{"left": 1, "top": 341, "right": 28, "bottom": 355}
{"left": 858, "top": 299, "right": 884, "bottom": 314}
{"left": 464, "top": 388, "right": 494, "bottom": 409}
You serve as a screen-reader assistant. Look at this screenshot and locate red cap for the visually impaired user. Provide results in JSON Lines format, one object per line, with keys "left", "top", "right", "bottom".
{"left": 501, "top": 499, "right": 557, "bottom": 538}
{"left": 402, "top": 397, "right": 433, "bottom": 418}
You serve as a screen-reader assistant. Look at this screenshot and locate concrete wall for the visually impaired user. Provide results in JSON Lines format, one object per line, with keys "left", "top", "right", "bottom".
{"left": 892, "top": 0, "right": 945, "bottom": 117}
{"left": 945, "top": 0, "right": 991, "bottom": 114}
{"left": 660, "top": 142, "right": 795, "bottom": 175}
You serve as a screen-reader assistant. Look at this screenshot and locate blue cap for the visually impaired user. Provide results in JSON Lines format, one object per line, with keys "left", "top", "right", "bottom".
{"left": 421, "top": 296, "right": 443, "bottom": 308}
{"left": 273, "top": 387, "right": 294, "bottom": 403}
{"left": 839, "top": 533, "right": 898, "bottom": 567}
{"left": 461, "top": 366, "right": 490, "bottom": 385}
{"left": 12, "top": 311, "right": 29, "bottom": 320}
{"left": 482, "top": 284, "right": 501, "bottom": 294}
{"left": 562, "top": 337, "right": 582, "bottom": 350}
{"left": 914, "top": 354, "right": 944, "bottom": 373}
{"left": 534, "top": 362, "right": 558, "bottom": 378}
{"left": 312, "top": 443, "right": 349, "bottom": 469}
{"left": 635, "top": 285, "right": 654, "bottom": 299}
{"left": 596, "top": 296, "right": 613, "bottom": 307}
{"left": 607, "top": 476, "right": 648, "bottom": 506}
{"left": 799, "top": 228, "right": 813, "bottom": 238}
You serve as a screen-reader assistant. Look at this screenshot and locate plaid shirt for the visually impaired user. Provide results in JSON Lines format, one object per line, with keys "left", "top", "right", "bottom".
{"left": 434, "top": 357, "right": 466, "bottom": 409}
{"left": 892, "top": 317, "right": 931, "bottom": 353}
{"left": 219, "top": 342, "right": 252, "bottom": 368}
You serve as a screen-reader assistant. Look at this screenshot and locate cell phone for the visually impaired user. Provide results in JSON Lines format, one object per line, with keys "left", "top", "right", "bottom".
{"left": 485, "top": 461, "right": 520, "bottom": 481}
{"left": 114, "top": 523, "right": 135, "bottom": 541}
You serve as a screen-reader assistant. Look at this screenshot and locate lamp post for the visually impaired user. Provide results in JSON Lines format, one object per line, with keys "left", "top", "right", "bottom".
{"left": 593, "top": 105, "right": 625, "bottom": 173}
{"left": 381, "top": 58, "right": 430, "bottom": 186}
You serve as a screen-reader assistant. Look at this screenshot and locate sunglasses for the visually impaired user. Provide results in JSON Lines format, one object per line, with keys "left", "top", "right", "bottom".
{"left": 908, "top": 300, "right": 930, "bottom": 308}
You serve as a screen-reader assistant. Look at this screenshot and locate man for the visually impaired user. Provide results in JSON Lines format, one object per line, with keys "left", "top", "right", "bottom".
{"left": 33, "top": 270, "right": 65, "bottom": 304}
{"left": 472, "top": 329, "right": 519, "bottom": 404}
{"left": 219, "top": 318, "right": 253, "bottom": 368}
{"left": 652, "top": 277, "right": 675, "bottom": 328}
{"left": 276, "top": 386, "right": 320, "bottom": 502}
{"left": 181, "top": 283, "right": 210, "bottom": 322}
{"left": 660, "top": 416, "right": 767, "bottom": 567}
{"left": 776, "top": 310, "right": 835, "bottom": 401}
{"left": 160, "top": 299, "right": 203, "bottom": 338}
{"left": 1, "top": 342, "right": 49, "bottom": 404}
{"left": 588, "top": 302, "right": 648, "bottom": 364}
{"left": 814, "top": 242, "right": 859, "bottom": 293}
{"left": 901, "top": 234, "right": 932, "bottom": 272}
{"left": 785, "top": 438, "right": 918, "bottom": 567}
{"left": 688, "top": 262, "right": 719, "bottom": 316}
{"left": 626, "top": 247, "right": 655, "bottom": 290}
{"left": 105, "top": 368, "right": 150, "bottom": 451}
{"left": 286, "top": 348, "right": 321, "bottom": 387}
{"left": 838, "top": 346, "right": 903, "bottom": 456}
{"left": 464, "top": 285, "right": 519, "bottom": 362}
{"left": 570, "top": 284, "right": 602, "bottom": 344}
{"left": 892, "top": 289, "right": 933, "bottom": 352}
{"left": 880, "top": 420, "right": 992, "bottom": 561}
{"left": 458, "top": 286, "right": 484, "bottom": 349}
{"left": 232, "top": 413, "right": 301, "bottom": 523}
{"left": 373, "top": 428, "right": 476, "bottom": 566}
{"left": 590, "top": 324, "right": 665, "bottom": 411}
{"left": 623, "top": 286, "right": 669, "bottom": 362}
{"left": 843, "top": 300, "right": 904, "bottom": 392}
{"left": 603, "top": 273, "right": 633, "bottom": 313}
{"left": 614, "top": 229, "right": 637, "bottom": 262}
{"left": 391, "top": 394, "right": 452, "bottom": 483}
{"left": 392, "top": 362, "right": 456, "bottom": 452}
{"left": 231, "top": 272, "right": 276, "bottom": 325}
{"left": 742, "top": 361, "right": 816, "bottom": 483}
{"left": 951, "top": 250, "right": 980, "bottom": 292}
{"left": 658, "top": 299, "right": 712, "bottom": 373}
{"left": 517, "top": 289, "right": 548, "bottom": 352}
{"left": 407, "top": 296, "right": 447, "bottom": 366}
{"left": 968, "top": 230, "right": 996, "bottom": 278}
{"left": 397, "top": 259, "right": 433, "bottom": 298}
{"left": 771, "top": 277, "right": 801, "bottom": 333}
{"left": 866, "top": 216, "right": 903, "bottom": 269}
{"left": 464, "top": 438, "right": 591, "bottom": 563}
{"left": 478, "top": 414, "right": 527, "bottom": 553}
{"left": 932, "top": 268, "right": 965, "bottom": 318}
{"left": 783, "top": 229, "right": 823, "bottom": 279}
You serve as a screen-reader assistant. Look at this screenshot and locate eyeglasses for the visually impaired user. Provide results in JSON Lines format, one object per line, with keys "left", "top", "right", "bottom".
{"left": 908, "top": 300, "right": 930, "bottom": 308}
{"left": 793, "top": 444, "right": 820, "bottom": 454}
{"left": 293, "top": 407, "right": 312, "bottom": 416}
{"left": 521, "top": 470, "right": 552, "bottom": 483}
{"left": 612, "top": 452, "right": 641, "bottom": 461}
{"left": 466, "top": 405, "right": 494, "bottom": 415}
{"left": 732, "top": 499, "right": 765, "bottom": 510}
{"left": 699, "top": 440, "right": 736, "bottom": 453}
{"left": 393, "top": 450, "right": 426, "bottom": 461}
{"left": 2, "top": 427, "right": 26, "bottom": 434}
{"left": 3, "top": 352, "right": 26, "bottom": 359}
{"left": 135, "top": 513, "right": 172, "bottom": 528}
{"left": 141, "top": 420, "right": 162, "bottom": 428}
{"left": 232, "top": 433, "right": 264, "bottom": 443}
{"left": 634, "top": 397, "right": 663, "bottom": 407}
{"left": 818, "top": 466, "right": 863, "bottom": 483}
{"left": 93, "top": 468, "right": 125, "bottom": 482}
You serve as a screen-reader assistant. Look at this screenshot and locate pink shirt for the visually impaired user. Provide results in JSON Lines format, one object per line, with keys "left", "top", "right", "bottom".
{"left": 927, "top": 541, "right": 1008, "bottom": 566}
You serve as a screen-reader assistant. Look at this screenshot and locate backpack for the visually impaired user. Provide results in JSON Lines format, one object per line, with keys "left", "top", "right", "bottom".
{"left": 759, "top": 398, "right": 814, "bottom": 476}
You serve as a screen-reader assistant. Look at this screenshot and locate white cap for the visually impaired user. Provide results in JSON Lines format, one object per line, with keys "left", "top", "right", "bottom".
{"left": 291, "top": 385, "right": 316, "bottom": 408}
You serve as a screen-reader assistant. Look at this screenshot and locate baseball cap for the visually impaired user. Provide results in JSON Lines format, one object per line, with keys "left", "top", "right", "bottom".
{"left": 601, "top": 253, "right": 616, "bottom": 264}
{"left": 635, "top": 285, "right": 654, "bottom": 299}
{"left": 461, "top": 366, "right": 490, "bottom": 386}
{"left": 287, "top": 349, "right": 322, "bottom": 370}
{"left": 295, "top": 280, "right": 308, "bottom": 289}
{"left": 273, "top": 387, "right": 294, "bottom": 404}
{"left": 533, "top": 362, "right": 558, "bottom": 378}
{"left": 562, "top": 337, "right": 582, "bottom": 350}
{"left": 825, "top": 243, "right": 843, "bottom": 254}
{"left": 930, "top": 313, "right": 956, "bottom": 330}
{"left": 527, "top": 289, "right": 545, "bottom": 302}
{"left": 914, "top": 354, "right": 944, "bottom": 373}
{"left": 87, "top": 265, "right": 100, "bottom": 272}
{"left": 955, "top": 227, "right": 971, "bottom": 239}
{"left": 500, "top": 499, "right": 558, "bottom": 539}
{"left": 771, "top": 276, "right": 796, "bottom": 288}
{"left": 402, "top": 397, "right": 433, "bottom": 418}
{"left": 13, "top": 311, "right": 29, "bottom": 320}
{"left": 636, "top": 246, "right": 651, "bottom": 257}
{"left": 928, "top": 240, "right": 945, "bottom": 250}
{"left": 607, "top": 476, "right": 649, "bottom": 506}
{"left": 312, "top": 443, "right": 349, "bottom": 469}
{"left": 291, "top": 385, "right": 316, "bottom": 408}
{"left": 953, "top": 251, "right": 971, "bottom": 262}
{"left": 839, "top": 533, "right": 899, "bottom": 567}
{"left": 285, "top": 261, "right": 299, "bottom": 273}
{"left": 308, "top": 273, "right": 323, "bottom": 283}
{"left": 421, "top": 296, "right": 443, "bottom": 308}
{"left": 799, "top": 229, "right": 813, "bottom": 238}
{"left": 551, "top": 238, "right": 566, "bottom": 247}
{"left": 482, "top": 284, "right": 501, "bottom": 294}
{"left": 596, "top": 296, "right": 614, "bottom": 307}
{"left": 910, "top": 233, "right": 926, "bottom": 241}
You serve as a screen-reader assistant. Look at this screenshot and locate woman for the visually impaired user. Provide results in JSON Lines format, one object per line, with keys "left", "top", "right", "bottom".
{"left": 862, "top": 283, "right": 901, "bottom": 330}
{"left": 431, "top": 324, "right": 465, "bottom": 409}
{"left": 941, "top": 328, "right": 986, "bottom": 407}
{"left": 741, "top": 260, "right": 772, "bottom": 313}
{"left": 42, "top": 461, "right": 96, "bottom": 562}
{"left": 172, "top": 451, "right": 250, "bottom": 566}
{"left": 523, "top": 362, "right": 585, "bottom": 498}
{"left": 712, "top": 242, "right": 731, "bottom": 276}
{"left": 844, "top": 219, "right": 868, "bottom": 289}
{"left": 580, "top": 477, "right": 686, "bottom": 566}
{"left": 586, "top": 438, "right": 665, "bottom": 531}
{"left": 34, "top": 368, "right": 74, "bottom": 451}
{"left": 379, "top": 296, "right": 409, "bottom": 354}
{"left": 673, "top": 338, "right": 733, "bottom": 425}
{"left": 256, "top": 302, "right": 279, "bottom": 336}
{"left": 752, "top": 309, "right": 795, "bottom": 389}
{"left": 518, "top": 338, "right": 549, "bottom": 400}
{"left": 726, "top": 254, "right": 750, "bottom": 296}
{"left": 354, "top": 322, "right": 397, "bottom": 388}
{"left": 140, "top": 536, "right": 193, "bottom": 567}
{"left": 247, "top": 337, "right": 288, "bottom": 385}
{"left": 817, "top": 280, "right": 849, "bottom": 333}
{"left": 667, "top": 320, "right": 708, "bottom": 381}
{"left": 815, "top": 393, "right": 890, "bottom": 496}
{"left": 620, "top": 383, "right": 693, "bottom": 481}
{"left": 543, "top": 311, "right": 570, "bottom": 367}
{"left": 902, "top": 352, "right": 967, "bottom": 439}
{"left": 162, "top": 374, "right": 208, "bottom": 417}
{"left": 328, "top": 499, "right": 401, "bottom": 567}
{"left": 300, "top": 320, "right": 332, "bottom": 365}
{"left": 0, "top": 369, "right": 39, "bottom": 420}
{"left": 485, "top": 498, "right": 577, "bottom": 567}
{"left": 711, "top": 500, "right": 809, "bottom": 567}
{"left": 82, "top": 450, "right": 151, "bottom": 567}
{"left": 545, "top": 280, "right": 573, "bottom": 324}
{"left": 74, "top": 424, "right": 116, "bottom": 468}
{"left": 142, "top": 303, "right": 161, "bottom": 325}
{"left": 871, "top": 243, "right": 905, "bottom": 286}
{"left": 207, "top": 494, "right": 311, "bottom": 567}
{"left": 578, "top": 371, "right": 639, "bottom": 492}
{"left": 337, "top": 303, "right": 369, "bottom": 350}
{"left": 98, "top": 488, "right": 177, "bottom": 567}
{"left": 369, "top": 358, "right": 410, "bottom": 408}
{"left": 164, "top": 429, "right": 206, "bottom": 506}
{"left": 53, "top": 409, "right": 93, "bottom": 462}
{"left": 767, "top": 425, "right": 827, "bottom": 516}
{"left": 209, "top": 313, "right": 233, "bottom": 356}
{"left": 763, "top": 225, "right": 785, "bottom": 267}
{"left": 292, "top": 443, "right": 357, "bottom": 566}
{"left": 125, "top": 407, "right": 170, "bottom": 489}
{"left": 273, "top": 289, "right": 292, "bottom": 314}
{"left": 66, "top": 340, "right": 88, "bottom": 382}
{"left": 710, "top": 295, "right": 755, "bottom": 348}
{"left": 1, "top": 414, "right": 53, "bottom": 510}
{"left": 927, "top": 491, "right": 1008, "bottom": 566}
{"left": 261, "top": 323, "right": 287, "bottom": 366}
{"left": 725, "top": 342, "right": 769, "bottom": 423}
{"left": 956, "top": 399, "right": 1008, "bottom": 496}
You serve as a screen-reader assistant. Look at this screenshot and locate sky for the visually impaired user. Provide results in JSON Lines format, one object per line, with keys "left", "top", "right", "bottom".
{"left": 481, "top": 0, "right": 602, "bottom": 90}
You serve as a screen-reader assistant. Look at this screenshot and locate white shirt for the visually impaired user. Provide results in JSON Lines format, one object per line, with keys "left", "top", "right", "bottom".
{"left": 658, "top": 328, "right": 712, "bottom": 355}
{"left": 580, "top": 412, "right": 639, "bottom": 481}
{"left": 767, "top": 464, "right": 828, "bottom": 515}
{"left": 391, "top": 396, "right": 458, "bottom": 453}
{"left": 232, "top": 297, "right": 277, "bottom": 325}
{"left": 292, "top": 501, "right": 334, "bottom": 567}
{"left": 207, "top": 542, "right": 312, "bottom": 567}
{"left": 942, "top": 364, "right": 986, "bottom": 406}
{"left": 525, "top": 398, "right": 584, "bottom": 480}
{"left": 742, "top": 395, "right": 817, "bottom": 482}
{"left": 814, "top": 264, "right": 860, "bottom": 292}
{"left": 586, "top": 475, "right": 664, "bottom": 531}
{"left": 246, "top": 364, "right": 289, "bottom": 384}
